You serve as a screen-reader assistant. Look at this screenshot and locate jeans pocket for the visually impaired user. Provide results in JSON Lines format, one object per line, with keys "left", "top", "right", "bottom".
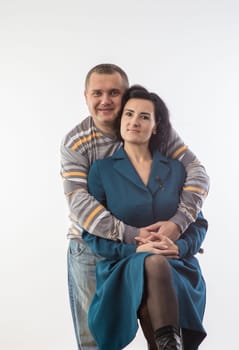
{"left": 69, "top": 239, "right": 87, "bottom": 257}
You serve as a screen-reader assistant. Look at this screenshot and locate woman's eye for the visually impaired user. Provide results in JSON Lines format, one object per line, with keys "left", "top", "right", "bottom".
{"left": 125, "top": 112, "right": 132, "bottom": 117}
{"left": 141, "top": 115, "right": 150, "bottom": 120}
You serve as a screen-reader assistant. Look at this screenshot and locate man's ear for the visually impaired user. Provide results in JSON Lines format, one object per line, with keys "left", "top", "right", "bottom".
{"left": 84, "top": 90, "right": 90, "bottom": 106}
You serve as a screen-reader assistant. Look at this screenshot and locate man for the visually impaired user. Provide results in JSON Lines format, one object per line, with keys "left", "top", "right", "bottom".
{"left": 61, "top": 63, "right": 209, "bottom": 350}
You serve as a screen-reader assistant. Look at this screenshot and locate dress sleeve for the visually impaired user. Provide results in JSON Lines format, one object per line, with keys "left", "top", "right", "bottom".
{"left": 82, "top": 231, "right": 136, "bottom": 259}
{"left": 175, "top": 212, "right": 208, "bottom": 258}
{"left": 165, "top": 128, "right": 210, "bottom": 232}
{"left": 60, "top": 142, "right": 138, "bottom": 242}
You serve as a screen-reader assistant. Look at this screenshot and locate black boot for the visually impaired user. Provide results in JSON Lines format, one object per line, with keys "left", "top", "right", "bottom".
{"left": 154, "top": 325, "right": 183, "bottom": 350}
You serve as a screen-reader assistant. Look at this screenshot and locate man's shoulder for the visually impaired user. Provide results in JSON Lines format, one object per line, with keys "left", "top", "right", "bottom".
{"left": 63, "top": 116, "right": 92, "bottom": 140}
{"left": 62, "top": 116, "right": 103, "bottom": 151}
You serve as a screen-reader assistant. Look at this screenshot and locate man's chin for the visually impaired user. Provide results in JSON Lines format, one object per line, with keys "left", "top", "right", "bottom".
{"left": 98, "top": 114, "right": 117, "bottom": 123}
{"left": 99, "top": 110, "right": 116, "bottom": 117}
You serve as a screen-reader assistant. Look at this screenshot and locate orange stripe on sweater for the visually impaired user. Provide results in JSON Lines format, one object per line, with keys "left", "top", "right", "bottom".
{"left": 84, "top": 205, "right": 104, "bottom": 229}
{"left": 62, "top": 171, "right": 87, "bottom": 178}
{"left": 183, "top": 186, "right": 207, "bottom": 195}
{"left": 71, "top": 132, "right": 103, "bottom": 150}
{"left": 171, "top": 145, "right": 188, "bottom": 159}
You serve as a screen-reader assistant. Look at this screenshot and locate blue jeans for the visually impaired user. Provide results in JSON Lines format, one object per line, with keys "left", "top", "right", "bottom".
{"left": 67, "top": 238, "right": 101, "bottom": 350}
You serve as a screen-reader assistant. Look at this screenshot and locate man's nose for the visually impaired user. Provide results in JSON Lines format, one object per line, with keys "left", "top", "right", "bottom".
{"left": 101, "top": 93, "right": 111, "bottom": 105}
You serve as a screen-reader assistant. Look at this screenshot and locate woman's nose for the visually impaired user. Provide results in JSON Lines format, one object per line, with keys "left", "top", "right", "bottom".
{"left": 131, "top": 116, "right": 140, "bottom": 126}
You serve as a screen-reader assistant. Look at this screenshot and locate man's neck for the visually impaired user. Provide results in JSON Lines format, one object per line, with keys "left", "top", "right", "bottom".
{"left": 93, "top": 120, "right": 116, "bottom": 136}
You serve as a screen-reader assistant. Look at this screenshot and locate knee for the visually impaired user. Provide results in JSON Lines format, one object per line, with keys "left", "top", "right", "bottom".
{"left": 145, "top": 254, "right": 169, "bottom": 269}
{"left": 144, "top": 255, "right": 171, "bottom": 283}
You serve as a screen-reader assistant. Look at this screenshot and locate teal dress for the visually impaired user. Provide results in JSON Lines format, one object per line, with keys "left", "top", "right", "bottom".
{"left": 82, "top": 147, "right": 207, "bottom": 350}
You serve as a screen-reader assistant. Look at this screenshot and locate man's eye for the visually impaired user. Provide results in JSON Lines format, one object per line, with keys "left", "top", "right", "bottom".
{"left": 92, "top": 91, "right": 101, "bottom": 97}
{"left": 110, "top": 90, "right": 120, "bottom": 97}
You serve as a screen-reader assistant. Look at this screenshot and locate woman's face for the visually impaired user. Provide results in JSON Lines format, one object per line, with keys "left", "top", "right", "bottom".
{"left": 120, "top": 98, "right": 156, "bottom": 146}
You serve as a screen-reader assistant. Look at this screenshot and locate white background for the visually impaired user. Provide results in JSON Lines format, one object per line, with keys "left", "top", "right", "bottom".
{"left": 1, "top": 0, "right": 238, "bottom": 349}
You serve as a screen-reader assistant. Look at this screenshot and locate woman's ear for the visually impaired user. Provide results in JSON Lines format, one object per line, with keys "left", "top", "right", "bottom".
{"left": 152, "top": 122, "right": 159, "bottom": 135}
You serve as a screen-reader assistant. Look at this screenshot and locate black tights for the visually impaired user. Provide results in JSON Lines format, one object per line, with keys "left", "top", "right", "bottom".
{"left": 139, "top": 255, "right": 179, "bottom": 347}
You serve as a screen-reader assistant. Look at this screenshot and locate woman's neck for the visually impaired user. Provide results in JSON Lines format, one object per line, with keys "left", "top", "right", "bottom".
{"left": 123, "top": 143, "right": 153, "bottom": 186}
{"left": 124, "top": 143, "right": 152, "bottom": 163}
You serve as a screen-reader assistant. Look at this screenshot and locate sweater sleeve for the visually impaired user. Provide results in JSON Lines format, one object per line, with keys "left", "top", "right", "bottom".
{"left": 60, "top": 141, "right": 138, "bottom": 242}
{"left": 165, "top": 128, "right": 210, "bottom": 232}
{"left": 175, "top": 212, "right": 208, "bottom": 258}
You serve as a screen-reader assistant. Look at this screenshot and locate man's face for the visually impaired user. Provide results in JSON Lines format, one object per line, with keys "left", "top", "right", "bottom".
{"left": 84, "top": 72, "right": 126, "bottom": 133}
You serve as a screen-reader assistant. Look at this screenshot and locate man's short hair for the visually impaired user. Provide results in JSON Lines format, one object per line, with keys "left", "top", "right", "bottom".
{"left": 85, "top": 63, "right": 129, "bottom": 90}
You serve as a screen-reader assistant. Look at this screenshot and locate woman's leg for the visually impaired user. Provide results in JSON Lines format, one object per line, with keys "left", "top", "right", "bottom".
{"left": 144, "top": 254, "right": 178, "bottom": 329}
{"left": 138, "top": 300, "right": 157, "bottom": 350}
{"left": 144, "top": 254, "right": 183, "bottom": 349}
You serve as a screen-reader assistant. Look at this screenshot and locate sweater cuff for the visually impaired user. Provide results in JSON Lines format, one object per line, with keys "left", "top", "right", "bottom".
{"left": 170, "top": 211, "right": 194, "bottom": 233}
{"left": 122, "top": 225, "right": 139, "bottom": 244}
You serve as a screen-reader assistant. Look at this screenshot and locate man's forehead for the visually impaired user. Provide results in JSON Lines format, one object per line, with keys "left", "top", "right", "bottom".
{"left": 87, "top": 72, "right": 124, "bottom": 90}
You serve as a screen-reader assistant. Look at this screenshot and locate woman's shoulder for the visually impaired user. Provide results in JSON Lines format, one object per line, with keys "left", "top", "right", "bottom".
{"left": 92, "top": 154, "right": 116, "bottom": 168}
{"left": 168, "top": 156, "right": 185, "bottom": 171}
{"left": 92, "top": 147, "right": 125, "bottom": 167}
{"left": 154, "top": 150, "right": 185, "bottom": 172}
{"left": 89, "top": 149, "right": 121, "bottom": 176}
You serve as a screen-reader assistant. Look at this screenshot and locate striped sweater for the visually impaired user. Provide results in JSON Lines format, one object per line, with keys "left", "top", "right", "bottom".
{"left": 60, "top": 116, "right": 209, "bottom": 243}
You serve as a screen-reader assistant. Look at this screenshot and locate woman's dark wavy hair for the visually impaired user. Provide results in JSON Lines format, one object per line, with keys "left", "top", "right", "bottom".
{"left": 116, "top": 85, "right": 172, "bottom": 155}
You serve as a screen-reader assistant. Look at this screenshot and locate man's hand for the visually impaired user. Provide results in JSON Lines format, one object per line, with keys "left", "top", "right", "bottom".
{"left": 141, "top": 221, "right": 181, "bottom": 242}
{"left": 138, "top": 227, "right": 155, "bottom": 240}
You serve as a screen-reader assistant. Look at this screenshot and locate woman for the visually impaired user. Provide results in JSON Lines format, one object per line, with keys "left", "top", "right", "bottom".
{"left": 82, "top": 85, "right": 207, "bottom": 350}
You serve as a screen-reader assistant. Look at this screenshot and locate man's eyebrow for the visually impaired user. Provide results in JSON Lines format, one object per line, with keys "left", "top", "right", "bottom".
{"left": 91, "top": 89, "right": 120, "bottom": 92}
